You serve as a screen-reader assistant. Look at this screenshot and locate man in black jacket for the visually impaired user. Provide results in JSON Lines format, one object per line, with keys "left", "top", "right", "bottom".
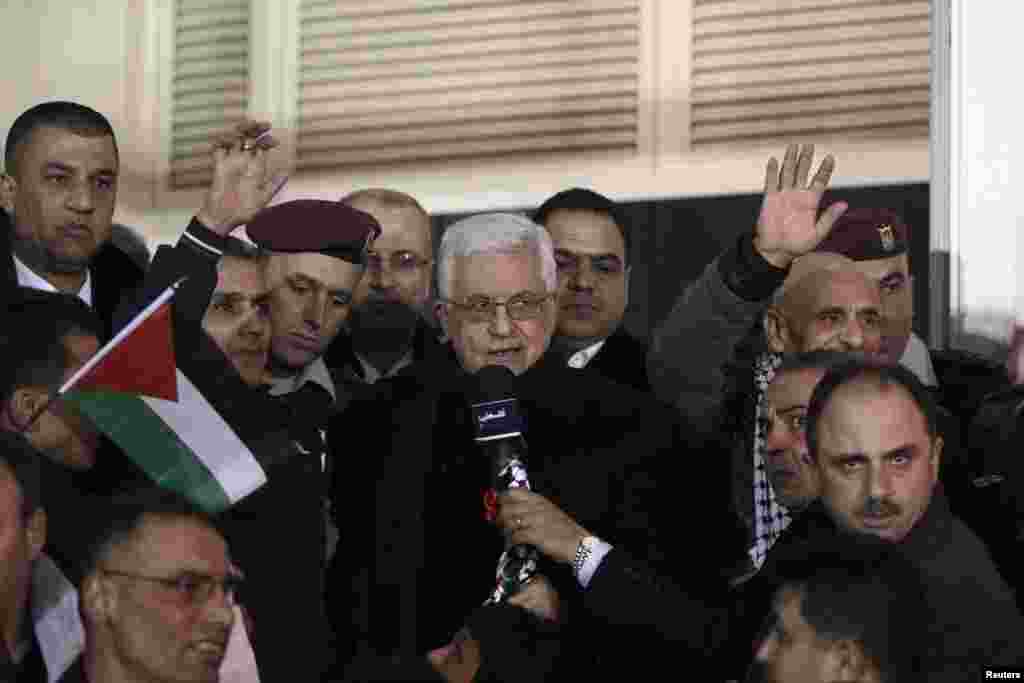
{"left": 533, "top": 188, "right": 650, "bottom": 392}
{"left": 1, "top": 101, "right": 144, "bottom": 340}
{"left": 328, "top": 212, "right": 735, "bottom": 679}
{"left": 497, "top": 360, "right": 1024, "bottom": 680}
{"left": 759, "top": 360, "right": 1024, "bottom": 677}
{"left": 328, "top": 189, "right": 446, "bottom": 389}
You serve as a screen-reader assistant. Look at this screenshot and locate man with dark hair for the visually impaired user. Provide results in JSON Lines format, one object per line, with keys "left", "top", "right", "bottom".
{"left": 75, "top": 488, "right": 238, "bottom": 683}
{"left": 1, "top": 101, "right": 144, "bottom": 339}
{"left": 812, "top": 206, "right": 1012, "bottom": 544}
{"left": 759, "top": 351, "right": 851, "bottom": 519}
{"left": 0, "top": 430, "right": 83, "bottom": 682}
{"left": 200, "top": 238, "right": 271, "bottom": 387}
{"left": 752, "top": 360, "right": 1024, "bottom": 679}
{"left": 533, "top": 188, "right": 649, "bottom": 391}
{"left": 0, "top": 289, "right": 114, "bottom": 577}
{"left": 0, "top": 289, "right": 103, "bottom": 472}
{"left": 756, "top": 536, "right": 930, "bottom": 683}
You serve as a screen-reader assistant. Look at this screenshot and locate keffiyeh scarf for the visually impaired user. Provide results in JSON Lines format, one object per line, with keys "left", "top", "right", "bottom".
{"left": 750, "top": 351, "right": 792, "bottom": 569}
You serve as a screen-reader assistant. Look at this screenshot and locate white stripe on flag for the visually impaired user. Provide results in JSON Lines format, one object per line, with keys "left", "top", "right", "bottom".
{"left": 143, "top": 369, "right": 267, "bottom": 504}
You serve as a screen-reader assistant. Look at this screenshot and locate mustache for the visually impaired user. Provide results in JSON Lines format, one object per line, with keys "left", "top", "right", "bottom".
{"left": 860, "top": 496, "right": 901, "bottom": 518}
{"left": 563, "top": 293, "right": 601, "bottom": 306}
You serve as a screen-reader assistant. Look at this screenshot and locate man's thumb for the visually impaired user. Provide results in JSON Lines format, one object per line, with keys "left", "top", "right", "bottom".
{"left": 815, "top": 201, "right": 848, "bottom": 240}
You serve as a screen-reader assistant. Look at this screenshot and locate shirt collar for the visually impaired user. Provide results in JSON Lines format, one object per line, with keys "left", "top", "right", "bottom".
{"left": 267, "top": 357, "right": 337, "bottom": 401}
{"left": 899, "top": 333, "right": 939, "bottom": 387}
{"left": 354, "top": 350, "right": 415, "bottom": 384}
{"left": 567, "top": 339, "right": 607, "bottom": 369}
{"left": 12, "top": 253, "right": 93, "bottom": 306}
{"left": 31, "top": 555, "right": 85, "bottom": 682}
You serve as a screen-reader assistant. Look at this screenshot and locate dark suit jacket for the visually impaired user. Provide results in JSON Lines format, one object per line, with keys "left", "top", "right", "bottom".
{"left": 327, "top": 350, "right": 737, "bottom": 678}
{"left": 742, "top": 490, "right": 1024, "bottom": 680}
{"left": 2, "top": 210, "right": 145, "bottom": 340}
{"left": 584, "top": 327, "right": 652, "bottom": 393}
{"left": 326, "top": 317, "right": 449, "bottom": 411}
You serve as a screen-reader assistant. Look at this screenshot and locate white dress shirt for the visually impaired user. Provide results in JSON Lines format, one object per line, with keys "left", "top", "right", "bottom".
{"left": 899, "top": 332, "right": 939, "bottom": 387}
{"left": 567, "top": 339, "right": 606, "bottom": 369}
{"left": 12, "top": 253, "right": 93, "bottom": 305}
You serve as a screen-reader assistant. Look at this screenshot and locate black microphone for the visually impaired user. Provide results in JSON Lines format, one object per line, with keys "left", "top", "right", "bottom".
{"left": 469, "top": 365, "right": 539, "bottom": 604}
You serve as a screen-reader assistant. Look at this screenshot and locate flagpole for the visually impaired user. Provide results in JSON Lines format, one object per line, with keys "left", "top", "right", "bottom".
{"left": 19, "top": 279, "right": 184, "bottom": 432}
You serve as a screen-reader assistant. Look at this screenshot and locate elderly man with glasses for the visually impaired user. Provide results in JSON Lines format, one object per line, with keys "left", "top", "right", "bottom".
{"left": 326, "top": 213, "right": 738, "bottom": 680}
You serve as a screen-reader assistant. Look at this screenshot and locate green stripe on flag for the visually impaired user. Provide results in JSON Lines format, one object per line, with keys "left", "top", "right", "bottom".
{"left": 63, "top": 390, "right": 232, "bottom": 513}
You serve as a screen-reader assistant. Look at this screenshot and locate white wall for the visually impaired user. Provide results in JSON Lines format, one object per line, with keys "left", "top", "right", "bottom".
{"left": 0, "top": 1, "right": 164, "bottom": 234}
{"left": 1, "top": 1, "right": 931, "bottom": 255}
{"left": 933, "top": 1, "right": 1024, "bottom": 354}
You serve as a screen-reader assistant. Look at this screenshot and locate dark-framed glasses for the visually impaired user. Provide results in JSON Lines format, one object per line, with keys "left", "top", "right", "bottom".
{"left": 440, "top": 292, "right": 554, "bottom": 322}
{"left": 101, "top": 567, "right": 244, "bottom": 606}
{"left": 366, "top": 249, "right": 432, "bottom": 274}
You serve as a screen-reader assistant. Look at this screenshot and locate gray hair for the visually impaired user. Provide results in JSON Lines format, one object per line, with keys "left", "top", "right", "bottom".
{"left": 437, "top": 213, "right": 557, "bottom": 300}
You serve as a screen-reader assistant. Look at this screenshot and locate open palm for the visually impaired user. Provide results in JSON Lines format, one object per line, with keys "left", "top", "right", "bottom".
{"left": 754, "top": 144, "right": 847, "bottom": 268}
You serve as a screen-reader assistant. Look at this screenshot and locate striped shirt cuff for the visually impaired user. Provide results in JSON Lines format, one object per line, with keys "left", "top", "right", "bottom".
{"left": 577, "top": 538, "right": 613, "bottom": 589}
{"left": 181, "top": 218, "right": 228, "bottom": 258}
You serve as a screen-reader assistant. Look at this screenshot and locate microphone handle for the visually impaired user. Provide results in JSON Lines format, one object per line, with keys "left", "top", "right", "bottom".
{"left": 483, "top": 437, "right": 540, "bottom": 604}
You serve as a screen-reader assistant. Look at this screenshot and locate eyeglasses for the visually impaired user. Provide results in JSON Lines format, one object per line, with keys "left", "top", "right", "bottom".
{"left": 366, "top": 250, "right": 432, "bottom": 274}
{"left": 440, "top": 292, "right": 554, "bottom": 323}
{"left": 101, "top": 568, "right": 244, "bottom": 607}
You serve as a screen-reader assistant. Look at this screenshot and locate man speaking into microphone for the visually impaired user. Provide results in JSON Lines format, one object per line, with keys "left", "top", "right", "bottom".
{"left": 326, "top": 214, "right": 740, "bottom": 679}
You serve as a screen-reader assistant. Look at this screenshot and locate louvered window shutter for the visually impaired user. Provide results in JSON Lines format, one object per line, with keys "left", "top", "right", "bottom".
{"left": 171, "top": 0, "right": 251, "bottom": 189}
{"left": 296, "top": 0, "right": 640, "bottom": 171}
{"left": 691, "top": 0, "right": 930, "bottom": 148}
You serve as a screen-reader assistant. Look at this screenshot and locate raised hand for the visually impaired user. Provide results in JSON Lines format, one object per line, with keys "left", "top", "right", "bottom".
{"left": 496, "top": 489, "right": 590, "bottom": 566}
{"left": 196, "top": 120, "right": 289, "bottom": 236}
{"left": 754, "top": 143, "right": 848, "bottom": 269}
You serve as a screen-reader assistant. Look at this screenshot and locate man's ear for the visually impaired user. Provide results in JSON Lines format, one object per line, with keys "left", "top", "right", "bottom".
{"left": 763, "top": 308, "right": 790, "bottom": 353}
{"left": 82, "top": 572, "right": 117, "bottom": 623}
{"left": 8, "top": 387, "right": 47, "bottom": 433}
{"left": 826, "top": 638, "right": 873, "bottom": 682}
{"left": 0, "top": 173, "right": 16, "bottom": 214}
{"left": 931, "top": 435, "right": 944, "bottom": 478}
{"left": 26, "top": 508, "right": 47, "bottom": 561}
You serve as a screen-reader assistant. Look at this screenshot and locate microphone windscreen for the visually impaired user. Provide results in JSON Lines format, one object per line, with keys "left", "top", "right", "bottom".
{"left": 470, "top": 365, "right": 522, "bottom": 442}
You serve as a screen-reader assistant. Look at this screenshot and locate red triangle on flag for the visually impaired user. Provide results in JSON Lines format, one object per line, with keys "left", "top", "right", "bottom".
{"left": 72, "top": 301, "right": 179, "bottom": 401}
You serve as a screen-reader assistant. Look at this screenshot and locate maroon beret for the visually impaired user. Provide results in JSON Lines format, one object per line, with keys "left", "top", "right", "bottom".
{"left": 245, "top": 199, "right": 381, "bottom": 264}
{"left": 815, "top": 207, "right": 910, "bottom": 261}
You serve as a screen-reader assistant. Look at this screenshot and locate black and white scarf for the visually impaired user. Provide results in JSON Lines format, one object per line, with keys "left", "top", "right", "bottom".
{"left": 750, "top": 351, "right": 792, "bottom": 569}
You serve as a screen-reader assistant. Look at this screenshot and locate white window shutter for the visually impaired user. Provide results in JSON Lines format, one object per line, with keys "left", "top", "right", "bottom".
{"left": 691, "top": 0, "right": 930, "bottom": 148}
{"left": 171, "top": 0, "right": 251, "bottom": 188}
{"left": 296, "top": 0, "right": 641, "bottom": 171}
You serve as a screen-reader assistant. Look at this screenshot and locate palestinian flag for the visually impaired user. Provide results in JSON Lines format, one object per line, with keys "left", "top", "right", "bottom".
{"left": 59, "top": 283, "right": 267, "bottom": 512}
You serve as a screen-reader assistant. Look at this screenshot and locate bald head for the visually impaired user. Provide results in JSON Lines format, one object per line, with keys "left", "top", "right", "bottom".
{"left": 341, "top": 189, "right": 433, "bottom": 315}
{"left": 765, "top": 253, "right": 884, "bottom": 355}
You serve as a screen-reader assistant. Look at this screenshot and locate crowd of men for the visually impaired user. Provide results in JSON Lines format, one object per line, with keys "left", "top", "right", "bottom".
{"left": 1, "top": 100, "right": 1022, "bottom": 683}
